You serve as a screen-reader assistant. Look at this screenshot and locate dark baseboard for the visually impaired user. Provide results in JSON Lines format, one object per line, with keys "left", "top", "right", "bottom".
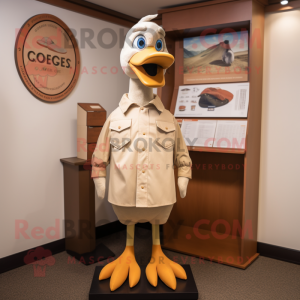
{"left": 0, "top": 238, "right": 65, "bottom": 275}
{"left": 2, "top": 223, "right": 299, "bottom": 274}
{"left": 257, "top": 242, "right": 300, "bottom": 265}
{"left": 0, "top": 221, "right": 125, "bottom": 275}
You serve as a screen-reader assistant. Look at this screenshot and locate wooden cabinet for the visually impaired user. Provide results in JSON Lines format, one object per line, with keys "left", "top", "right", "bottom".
{"left": 158, "top": 0, "right": 264, "bottom": 269}
{"left": 60, "top": 157, "right": 115, "bottom": 264}
{"left": 61, "top": 103, "right": 113, "bottom": 263}
{"left": 77, "top": 103, "right": 106, "bottom": 160}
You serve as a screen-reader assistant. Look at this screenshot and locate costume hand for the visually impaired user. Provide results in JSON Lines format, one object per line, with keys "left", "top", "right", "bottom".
{"left": 93, "top": 177, "right": 106, "bottom": 200}
{"left": 178, "top": 177, "right": 189, "bottom": 198}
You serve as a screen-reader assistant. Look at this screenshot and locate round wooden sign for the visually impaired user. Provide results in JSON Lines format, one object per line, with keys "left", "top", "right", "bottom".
{"left": 15, "top": 14, "right": 80, "bottom": 102}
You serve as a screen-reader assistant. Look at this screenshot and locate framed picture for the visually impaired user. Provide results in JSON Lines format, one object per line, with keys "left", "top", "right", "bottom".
{"left": 183, "top": 31, "right": 248, "bottom": 84}
{"left": 174, "top": 82, "right": 249, "bottom": 118}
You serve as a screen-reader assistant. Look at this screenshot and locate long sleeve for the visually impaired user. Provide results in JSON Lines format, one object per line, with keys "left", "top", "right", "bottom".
{"left": 91, "top": 114, "right": 111, "bottom": 178}
{"left": 173, "top": 117, "right": 192, "bottom": 179}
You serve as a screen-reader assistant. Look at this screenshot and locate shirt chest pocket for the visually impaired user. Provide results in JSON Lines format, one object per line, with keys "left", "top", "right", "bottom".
{"left": 156, "top": 121, "right": 176, "bottom": 149}
{"left": 109, "top": 119, "right": 131, "bottom": 150}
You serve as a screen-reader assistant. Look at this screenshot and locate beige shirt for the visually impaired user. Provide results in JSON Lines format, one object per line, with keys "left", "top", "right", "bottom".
{"left": 91, "top": 94, "right": 192, "bottom": 208}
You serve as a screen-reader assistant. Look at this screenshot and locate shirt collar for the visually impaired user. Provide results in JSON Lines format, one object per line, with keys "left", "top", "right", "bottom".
{"left": 119, "top": 93, "right": 165, "bottom": 114}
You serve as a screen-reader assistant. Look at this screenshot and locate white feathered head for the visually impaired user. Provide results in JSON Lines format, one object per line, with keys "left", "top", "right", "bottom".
{"left": 120, "top": 14, "right": 174, "bottom": 87}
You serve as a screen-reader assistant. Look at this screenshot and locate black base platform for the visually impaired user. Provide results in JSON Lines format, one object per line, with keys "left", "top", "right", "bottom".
{"left": 89, "top": 265, "right": 198, "bottom": 300}
{"left": 67, "top": 243, "right": 115, "bottom": 265}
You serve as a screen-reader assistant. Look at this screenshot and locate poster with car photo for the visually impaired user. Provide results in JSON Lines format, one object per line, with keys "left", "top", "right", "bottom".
{"left": 174, "top": 83, "right": 249, "bottom": 118}
{"left": 183, "top": 31, "right": 249, "bottom": 84}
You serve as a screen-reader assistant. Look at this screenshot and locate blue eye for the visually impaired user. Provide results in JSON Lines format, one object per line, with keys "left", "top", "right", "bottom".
{"left": 155, "top": 39, "right": 163, "bottom": 51}
{"left": 133, "top": 36, "right": 146, "bottom": 49}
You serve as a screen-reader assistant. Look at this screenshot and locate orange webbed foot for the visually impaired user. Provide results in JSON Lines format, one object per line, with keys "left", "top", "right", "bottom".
{"left": 146, "top": 245, "right": 187, "bottom": 290}
{"left": 99, "top": 246, "right": 141, "bottom": 291}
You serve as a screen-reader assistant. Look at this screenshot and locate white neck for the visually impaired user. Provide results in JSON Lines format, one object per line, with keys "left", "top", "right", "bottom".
{"left": 128, "top": 78, "right": 154, "bottom": 107}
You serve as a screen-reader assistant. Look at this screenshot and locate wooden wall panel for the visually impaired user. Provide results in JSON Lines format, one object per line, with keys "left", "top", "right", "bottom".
{"left": 159, "top": 36, "right": 175, "bottom": 110}
{"left": 170, "top": 39, "right": 184, "bottom": 114}
{"left": 162, "top": 1, "right": 252, "bottom": 32}
{"left": 159, "top": 0, "right": 267, "bottom": 15}
{"left": 241, "top": 0, "right": 264, "bottom": 262}
{"left": 169, "top": 152, "right": 244, "bottom": 233}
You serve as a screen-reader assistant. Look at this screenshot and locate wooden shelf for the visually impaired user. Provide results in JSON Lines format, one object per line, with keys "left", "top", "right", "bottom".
{"left": 187, "top": 146, "right": 245, "bottom": 154}
{"left": 162, "top": 225, "right": 259, "bottom": 269}
{"left": 159, "top": 0, "right": 264, "bottom": 269}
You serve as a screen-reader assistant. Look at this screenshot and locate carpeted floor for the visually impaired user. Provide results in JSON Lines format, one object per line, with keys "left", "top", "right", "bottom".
{"left": 0, "top": 227, "right": 299, "bottom": 300}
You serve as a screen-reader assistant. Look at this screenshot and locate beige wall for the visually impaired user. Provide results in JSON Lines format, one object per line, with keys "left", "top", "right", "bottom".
{"left": 258, "top": 9, "right": 300, "bottom": 251}
{"left": 0, "top": 0, "right": 129, "bottom": 258}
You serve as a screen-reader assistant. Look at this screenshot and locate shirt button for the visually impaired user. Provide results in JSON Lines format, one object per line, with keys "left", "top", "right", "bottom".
{"left": 166, "top": 127, "right": 168, "bottom": 130}
{"left": 143, "top": 132, "right": 146, "bottom": 135}
{"left": 141, "top": 186, "right": 144, "bottom": 189}
{"left": 142, "top": 170, "right": 145, "bottom": 173}
{"left": 118, "top": 126, "right": 121, "bottom": 129}
{"left": 140, "top": 107, "right": 144, "bottom": 110}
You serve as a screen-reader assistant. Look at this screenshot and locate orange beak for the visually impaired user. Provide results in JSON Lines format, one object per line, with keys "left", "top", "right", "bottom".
{"left": 129, "top": 47, "right": 174, "bottom": 87}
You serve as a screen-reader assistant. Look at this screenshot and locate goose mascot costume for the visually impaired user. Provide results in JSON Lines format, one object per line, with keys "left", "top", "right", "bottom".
{"left": 92, "top": 14, "right": 192, "bottom": 291}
